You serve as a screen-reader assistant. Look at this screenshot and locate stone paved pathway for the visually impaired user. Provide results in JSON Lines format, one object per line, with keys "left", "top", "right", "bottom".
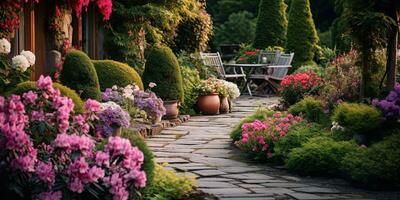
{"left": 147, "top": 97, "right": 398, "bottom": 200}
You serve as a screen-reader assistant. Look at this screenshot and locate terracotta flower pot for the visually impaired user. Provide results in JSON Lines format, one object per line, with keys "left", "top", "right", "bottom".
{"left": 150, "top": 115, "right": 162, "bottom": 124}
{"left": 113, "top": 127, "right": 122, "bottom": 136}
{"left": 163, "top": 100, "right": 179, "bottom": 119}
{"left": 219, "top": 96, "right": 229, "bottom": 114}
{"left": 197, "top": 93, "right": 220, "bottom": 115}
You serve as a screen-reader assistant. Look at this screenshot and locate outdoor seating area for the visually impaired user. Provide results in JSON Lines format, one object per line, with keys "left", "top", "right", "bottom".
{"left": 0, "top": 0, "right": 399, "bottom": 200}
{"left": 201, "top": 51, "right": 294, "bottom": 96}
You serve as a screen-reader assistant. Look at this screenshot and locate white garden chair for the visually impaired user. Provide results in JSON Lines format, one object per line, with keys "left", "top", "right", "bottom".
{"left": 249, "top": 52, "right": 294, "bottom": 93}
{"left": 200, "top": 52, "right": 251, "bottom": 94}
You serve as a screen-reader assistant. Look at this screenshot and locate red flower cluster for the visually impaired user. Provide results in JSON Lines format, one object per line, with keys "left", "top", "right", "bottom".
{"left": 280, "top": 72, "right": 323, "bottom": 91}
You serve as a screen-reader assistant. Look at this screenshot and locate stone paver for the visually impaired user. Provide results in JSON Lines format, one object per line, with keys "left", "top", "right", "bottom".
{"left": 148, "top": 96, "right": 394, "bottom": 200}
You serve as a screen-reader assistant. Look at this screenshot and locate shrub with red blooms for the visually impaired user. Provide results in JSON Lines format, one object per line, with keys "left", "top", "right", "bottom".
{"left": 236, "top": 49, "right": 261, "bottom": 64}
{"left": 235, "top": 112, "right": 302, "bottom": 161}
{"left": 0, "top": 0, "right": 112, "bottom": 37}
{"left": 0, "top": 76, "right": 146, "bottom": 200}
{"left": 280, "top": 72, "right": 324, "bottom": 106}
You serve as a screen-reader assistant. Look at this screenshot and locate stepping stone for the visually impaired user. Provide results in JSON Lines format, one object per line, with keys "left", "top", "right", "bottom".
{"left": 155, "top": 157, "right": 189, "bottom": 164}
{"left": 238, "top": 184, "right": 265, "bottom": 189}
{"left": 287, "top": 192, "right": 338, "bottom": 200}
{"left": 220, "top": 166, "right": 262, "bottom": 173}
{"left": 193, "top": 169, "right": 227, "bottom": 177}
{"left": 201, "top": 187, "right": 251, "bottom": 195}
{"left": 198, "top": 177, "right": 234, "bottom": 182}
{"left": 249, "top": 188, "right": 294, "bottom": 195}
{"left": 198, "top": 181, "right": 236, "bottom": 188}
{"left": 292, "top": 187, "right": 341, "bottom": 194}
{"left": 146, "top": 143, "right": 166, "bottom": 147}
{"left": 161, "top": 130, "right": 189, "bottom": 135}
{"left": 222, "top": 173, "right": 273, "bottom": 180}
{"left": 262, "top": 183, "right": 309, "bottom": 188}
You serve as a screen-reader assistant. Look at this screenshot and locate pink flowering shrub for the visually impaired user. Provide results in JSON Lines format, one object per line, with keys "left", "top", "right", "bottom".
{"left": 0, "top": 76, "right": 146, "bottom": 200}
{"left": 235, "top": 112, "right": 302, "bottom": 160}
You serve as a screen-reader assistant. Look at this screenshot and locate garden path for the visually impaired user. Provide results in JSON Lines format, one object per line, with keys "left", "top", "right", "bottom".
{"left": 147, "top": 96, "right": 391, "bottom": 200}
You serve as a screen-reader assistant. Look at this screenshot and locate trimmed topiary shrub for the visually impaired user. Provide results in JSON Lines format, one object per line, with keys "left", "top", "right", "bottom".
{"left": 121, "top": 130, "right": 154, "bottom": 188}
{"left": 341, "top": 133, "right": 400, "bottom": 189}
{"left": 289, "top": 96, "right": 327, "bottom": 124}
{"left": 274, "top": 122, "right": 327, "bottom": 161}
{"left": 286, "top": 0, "right": 319, "bottom": 71}
{"left": 332, "top": 103, "right": 382, "bottom": 137}
{"left": 93, "top": 60, "right": 144, "bottom": 91}
{"left": 253, "top": 0, "right": 288, "bottom": 48}
{"left": 9, "top": 81, "right": 84, "bottom": 113}
{"left": 142, "top": 46, "right": 184, "bottom": 102}
{"left": 230, "top": 108, "right": 274, "bottom": 142}
{"left": 60, "top": 50, "right": 101, "bottom": 100}
{"left": 286, "top": 136, "right": 359, "bottom": 176}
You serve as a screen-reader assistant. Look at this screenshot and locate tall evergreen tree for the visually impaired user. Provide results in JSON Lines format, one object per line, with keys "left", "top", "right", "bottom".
{"left": 286, "top": 0, "right": 319, "bottom": 70}
{"left": 253, "top": 0, "right": 288, "bottom": 49}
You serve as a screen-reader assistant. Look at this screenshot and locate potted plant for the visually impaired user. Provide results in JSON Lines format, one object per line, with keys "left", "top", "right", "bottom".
{"left": 98, "top": 101, "right": 131, "bottom": 137}
{"left": 195, "top": 78, "right": 221, "bottom": 115}
{"left": 216, "top": 80, "right": 230, "bottom": 114}
{"left": 133, "top": 88, "right": 167, "bottom": 124}
{"left": 220, "top": 80, "right": 241, "bottom": 113}
{"left": 142, "top": 46, "right": 184, "bottom": 119}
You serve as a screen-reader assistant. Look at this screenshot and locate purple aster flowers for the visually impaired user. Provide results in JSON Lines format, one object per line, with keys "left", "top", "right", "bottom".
{"left": 372, "top": 84, "right": 400, "bottom": 120}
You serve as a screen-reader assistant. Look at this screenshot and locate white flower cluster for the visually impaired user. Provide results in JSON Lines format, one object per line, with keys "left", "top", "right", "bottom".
{"left": 331, "top": 121, "right": 345, "bottom": 132}
{"left": 101, "top": 101, "right": 122, "bottom": 111}
{"left": 0, "top": 38, "right": 11, "bottom": 54}
{"left": 222, "top": 80, "right": 241, "bottom": 100}
{"left": 12, "top": 50, "right": 36, "bottom": 72}
{"left": 0, "top": 38, "right": 36, "bottom": 72}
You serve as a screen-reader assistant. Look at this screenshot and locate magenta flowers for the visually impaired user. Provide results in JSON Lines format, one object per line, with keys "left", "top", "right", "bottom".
{"left": 0, "top": 76, "right": 146, "bottom": 200}
{"left": 235, "top": 112, "right": 302, "bottom": 160}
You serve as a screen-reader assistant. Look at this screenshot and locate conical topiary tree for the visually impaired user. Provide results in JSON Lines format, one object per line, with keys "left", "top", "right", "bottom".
{"left": 142, "top": 46, "right": 184, "bottom": 102}
{"left": 286, "top": 0, "right": 319, "bottom": 71}
{"left": 253, "top": 0, "right": 288, "bottom": 49}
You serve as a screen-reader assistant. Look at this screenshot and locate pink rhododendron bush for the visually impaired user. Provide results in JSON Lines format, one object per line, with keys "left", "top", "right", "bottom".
{"left": 235, "top": 112, "right": 302, "bottom": 161}
{"left": 0, "top": 76, "right": 146, "bottom": 200}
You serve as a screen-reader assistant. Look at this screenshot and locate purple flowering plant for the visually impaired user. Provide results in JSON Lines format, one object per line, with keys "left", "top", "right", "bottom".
{"left": 97, "top": 102, "right": 131, "bottom": 137}
{"left": 133, "top": 89, "right": 166, "bottom": 122}
{"left": 372, "top": 84, "right": 400, "bottom": 121}
{"left": 0, "top": 76, "right": 147, "bottom": 200}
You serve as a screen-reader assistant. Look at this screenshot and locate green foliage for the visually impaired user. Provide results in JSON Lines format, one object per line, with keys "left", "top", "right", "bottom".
{"left": 230, "top": 108, "right": 274, "bottom": 141}
{"left": 286, "top": 136, "right": 359, "bottom": 176}
{"left": 289, "top": 96, "right": 327, "bottom": 124}
{"left": 120, "top": 130, "right": 155, "bottom": 188}
{"left": 142, "top": 46, "right": 184, "bottom": 102}
{"left": 60, "top": 50, "right": 101, "bottom": 100}
{"left": 286, "top": 0, "right": 319, "bottom": 71}
{"left": 173, "top": 9, "right": 213, "bottom": 53}
{"left": 177, "top": 51, "right": 218, "bottom": 79}
{"left": 214, "top": 11, "right": 257, "bottom": 45}
{"left": 332, "top": 103, "right": 382, "bottom": 136}
{"left": 341, "top": 133, "right": 400, "bottom": 189}
{"left": 142, "top": 164, "right": 196, "bottom": 200}
{"left": 294, "top": 64, "right": 325, "bottom": 77}
{"left": 180, "top": 66, "right": 201, "bottom": 115}
{"left": 253, "top": 0, "right": 288, "bottom": 48}
{"left": 92, "top": 60, "right": 144, "bottom": 91}
{"left": 274, "top": 122, "right": 327, "bottom": 160}
{"left": 10, "top": 81, "right": 84, "bottom": 113}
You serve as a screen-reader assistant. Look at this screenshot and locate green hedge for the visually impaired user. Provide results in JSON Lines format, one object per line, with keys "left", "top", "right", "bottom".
{"left": 60, "top": 50, "right": 101, "bottom": 100}
{"left": 286, "top": 0, "right": 319, "bottom": 71}
{"left": 93, "top": 60, "right": 144, "bottom": 91}
{"left": 341, "top": 133, "right": 400, "bottom": 189}
{"left": 253, "top": 0, "right": 288, "bottom": 48}
{"left": 289, "top": 96, "right": 327, "bottom": 124}
{"left": 332, "top": 103, "right": 381, "bottom": 138}
{"left": 286, "top": 136, "right": 358, "bottom": 176}
{"left": 10, "top": 81, "right": 84, "bottom": 113}
{"left": 142, "top": 46, "right": 184, "bottom": 102}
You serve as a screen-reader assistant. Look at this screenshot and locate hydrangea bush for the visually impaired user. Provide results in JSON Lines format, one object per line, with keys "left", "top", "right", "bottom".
{"left": 0, "top": 76, "right": 146, "bottom": 200}
{"left": 280, "top": 72, "right": 324, "bottom": 106}
{"left": 235, "top": 112, "right": 302, "bottom": 160}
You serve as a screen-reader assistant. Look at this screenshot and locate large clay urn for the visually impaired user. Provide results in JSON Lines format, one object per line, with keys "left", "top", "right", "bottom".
{"left": 197, "top": 93, "right": 220, "bottom": 115}
{"left": 219, "top": 96, "right": 229, "bottom": 114}
{"left": 163, "top": 100, "right": 179, "bottom": 119}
